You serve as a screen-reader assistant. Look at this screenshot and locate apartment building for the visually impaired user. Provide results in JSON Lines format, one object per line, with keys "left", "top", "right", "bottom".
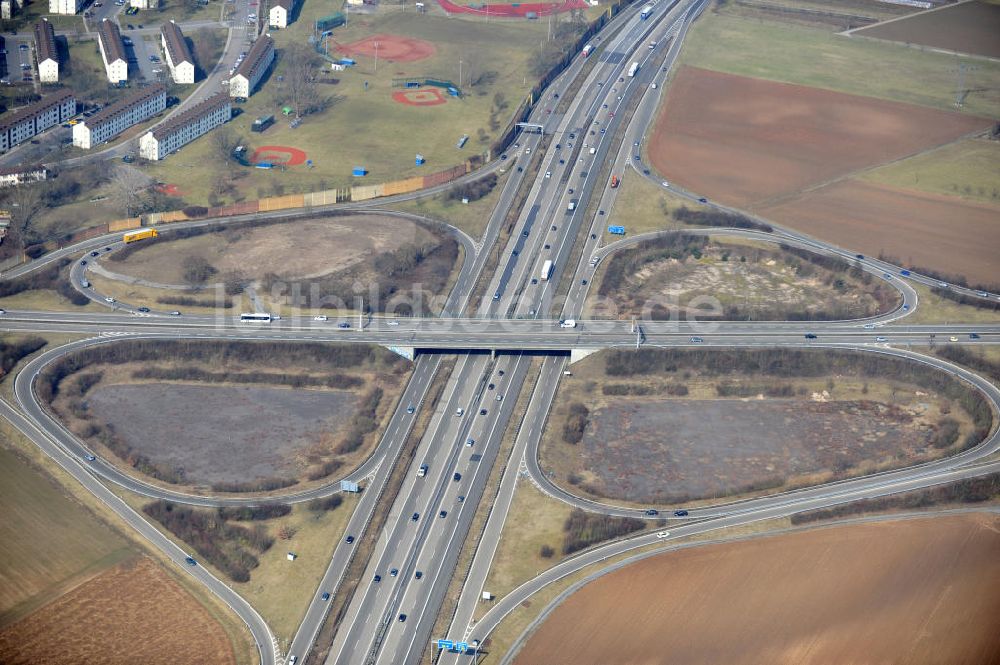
{"left": 139, "top": 92, "right": 231, "bottom": 160}
{"left": 34, "top": 18, "right": 60, "bottom": 83}
{"left": 0, "top": 164, "right": 49, "bottom": 187}
{"left": 0, "top": 89, "right": 76, "bottom": 153}
{"left": 48, "top": 0, "right": 81, "bottom": 14}
{"left": 268, "top": 0, "right": 295, "bottom": 28}
{"left": 73, "top": 83, "right": 166, "bottom": 149}
{"left": 161, "top": 21, "right": 195, "bottom": 84}
{"left": 97, "top": 18, "right": 128, "bottom": 84}
{"left": 228, "top": 34, "right": 273, "bottom": 99}
{"left": 131, "top": 0, "right": 158, "bottom": 7}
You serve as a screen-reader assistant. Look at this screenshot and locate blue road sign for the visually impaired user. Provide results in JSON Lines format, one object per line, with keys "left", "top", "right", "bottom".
{"left": 456, "top": 642, "right": 469, "bottom": 652}
{"left": 608, "top": 225, "right": 625, "bottom": 235}
{"left": 437, "top": 639, "right": 454, "bottom": 650}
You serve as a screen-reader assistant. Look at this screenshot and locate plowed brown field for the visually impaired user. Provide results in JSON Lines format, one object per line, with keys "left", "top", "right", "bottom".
{"left": 0, "top": 557, "right": 236, "bottom": 665}
{"left": 760, "top": 180, "right": 1000, "bottom": 285}
{"left": 514, "top": 513, "right": 1000, "bottom": 665}
{"left": 649, "top": 67, "right": 990, "bottom": 207}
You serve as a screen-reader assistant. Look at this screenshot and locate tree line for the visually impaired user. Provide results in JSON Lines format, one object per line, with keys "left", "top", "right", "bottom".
{"left": 561, "top": 509, "right": 646, "bottom": 555}
{"left": 0, "top": 336, "right": 46, "bottom": 379}
{"left": 0, "top": 258, "right": 88, "bottom": 306}
{"left": 131, "top": 366, "right": 365, "bottom": 391}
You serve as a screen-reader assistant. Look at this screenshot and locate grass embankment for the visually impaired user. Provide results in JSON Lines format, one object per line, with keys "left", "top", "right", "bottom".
{"left": 901, "top": 283, "right": 1000, "bottom": 325}
{"left": 391, "top": 168, "right": 510, "bottom": 240}
{"left": 678, "top": 10, "right": 1000, "bottom": 117}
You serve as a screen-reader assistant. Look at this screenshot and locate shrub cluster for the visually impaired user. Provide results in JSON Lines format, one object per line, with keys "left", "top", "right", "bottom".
{"left": 143, "top": 500, "right": 275, "bottom": 582}
{"left": 0, "top": 336, "right": 46, "bottom": 378}
{"left": 931, "top": 287, "right": 1000, "bottom": 312}
{"left": 332, "top": 387, "right": 384, "bottom": 457}
{"left": 598, "top": 233, "right": 707, "bottom": 298}
{"left": 562, "top": 402, "right": 590, "bottom": 445}
{"left": 716, "top": 383, "right": 794, "bottom": 398}
{"left": 307, "top": 495, "right": 344, "bottom": 512}
{"left": 562, "top": 509, "right": 645, "bottom": 555}
{"left": 602, "top": 383, "right": 688, "bottom": 396}
{"left": 447, "top": 173, "right": 498, "bottom": 203}
{"left": 131, "top": 366, "right": 363, "bottom": 390}
{"left": 673, "top": 206, "right": 773, "bottom": 232}
{"left": 217, "top": 504, "right": 291, "bottom": 521}
{"left": 0, "top": 258, "right": 88, "bottom": 306}
{"left": 155, "top": 295, "right": 234, "bottom": 309}
{"left": 933, "top": 346, "right": 1000, "bottom": 384}
{"left": 791, "top": 473, "right": 1000, "bottom": 525}
{"left": 210, "top": 477, "right": 298, "bottom": 493}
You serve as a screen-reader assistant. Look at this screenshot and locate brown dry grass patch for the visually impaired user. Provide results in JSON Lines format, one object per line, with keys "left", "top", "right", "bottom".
{"left": 514, "top": 513, "right": 1000, "bottom": 665}
{"left": 0, "top": 556, "right": 236, "bottom": 665}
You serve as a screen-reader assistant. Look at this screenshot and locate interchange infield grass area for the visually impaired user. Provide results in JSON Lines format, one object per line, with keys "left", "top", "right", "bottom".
{"left": 540, "top": 348, "right": 988, "bottom": 507}
{"left": 512, "top": 513, "right": 1000, "bottom": 665}
{"left": 145, "top": 11, "right": 552, "bottom": 206}
{"left": 585, "top": 234, "right": 900, "bottom": 322}
{"left": 45, "top": 340, "right": 410, "bottom": 493}
{"left": 92, "top": 212, "right": 461, "bottom": 316}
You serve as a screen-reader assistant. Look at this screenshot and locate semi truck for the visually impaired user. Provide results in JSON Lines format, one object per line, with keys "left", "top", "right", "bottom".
{"left": 540, "top": 259, "right": 553, "bottom": 281}
{"left": 582, "top": 44, "right": 594, "bottom": 57}
{"left": 640, "top": 4, "right": 654, "bottom": 19}
{"left": 122, "top": 228, "right": 158, "bottom": 243}
{"left": 627, "top": 62, "right": 640, "bottom": 77}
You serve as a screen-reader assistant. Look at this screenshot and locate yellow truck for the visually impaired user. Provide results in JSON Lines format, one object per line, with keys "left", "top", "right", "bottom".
{"left": 122, "top": 228, "right": 159, "bottom": 244}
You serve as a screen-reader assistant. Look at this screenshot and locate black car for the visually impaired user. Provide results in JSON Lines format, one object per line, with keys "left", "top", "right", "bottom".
{"left": 439, "top": 510, "right": 448, "bottom": 518}
{"left": 185, "top": 557, "right": 197, "bottom": 566}
{"left": 805, "top": 333, "right": 818, "bottom": 339}
{"left": 488, "top": 383, "right": 495, "bottom": 390}
{"left": 415, "top": 571, "right": 423, "bottom": 579}
{"left": 673, "top": 509, "right": 689, "bottom": 517}
{"left": 644, "top": 509, "right": 659, "bottom": 516}
{"left": 321, "top": 592, "right": 330, "bottom": 601}
{"left": 969, "top": 333, "right": 981, "bottom": 339}
{"left": 398, "top": 614, "right": 407, "bottom": 622}
{"left": 373, "top": 574, "right": 381, "bottom": 583}
{"left": 581, "top": 279, "right": 587, "bottom": 285}
{"left": 698, "top": 197, "right": 708, "bottom": 203}
{"left": 390, "top": 568, "right": 398, "bottom": 577}
{"left": 453, "top": 472, "right": 462, "bottom": 482}
{"left": 531, "top": 278, "right": 538, "bottom": 285}
{"left": 517, "top": 166, "right": 523, "bottom": 172}
{"left": 411, "top": 512, "right": 419, "bottom": 522}
{"left": 91, "top": 251, "right": 99, "bottom": 257}
{"left": 551, "top": 225, "right": 557, "bottom": 231}
{"left": 480, "top": 409, "right": 487, "bottom": 416}
{"left": 346, "top": 535, "right": 355, "bottom": 544}
{"left": 555, "top": 143, "right": 561, "bottom": 149}
{"left": 591, "top": 233, "right": 597, "bottom": 239}
{"left": 137, "top": 306, "right": 150, "bottom": 313}
{"left": 855, "top": 254, "right": 864, "bottom": 259}
{"left": 544, "top": 244, "right": 550, "bottom": 250}
{"left": 81, "top": 260, "right": 87, "bottom": 265}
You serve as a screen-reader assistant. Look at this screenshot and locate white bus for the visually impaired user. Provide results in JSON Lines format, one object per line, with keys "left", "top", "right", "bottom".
{"left": 640, "top": 4, "right": 654, "bottom": 19}
{"left": 627, "top": 62, "right": 640, "bottom": 77}
{"left": 540, "top": 259, "right": 554, "bottom": 281}
{"left": 240, "top": 312, "right": 272, "bottom": 323}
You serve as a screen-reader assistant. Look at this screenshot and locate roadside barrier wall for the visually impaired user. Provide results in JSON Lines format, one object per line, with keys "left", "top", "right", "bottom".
{"left": 109, "top": 218, "right": 142, "bottom": 232}
{"left": 258, "top": 194, "right": 305, "bottom": 212}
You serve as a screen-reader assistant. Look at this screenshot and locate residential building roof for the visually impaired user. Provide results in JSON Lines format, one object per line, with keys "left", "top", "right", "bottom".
{"left": 84, "top": 83, "right": 166, "bottom": 128}
{"left": 34, "top": 18, "right": 58, "bottom": 64}
{"left": 150, "top": 92, "right": 229, "bottom": 139}
{"left": 0, "top": 89, "right": 75, "bottom": 134}
{"left": 271, "top": 0, "right": 293, "bottom": 10}
{"left": 98, "top": 18, "right": 127, "bottom": 64}
{"left": 161, "top": 20, "right": 193, "bottom": 66}
{"left": 234, "top": 34, "right": 273, "bottom": 80}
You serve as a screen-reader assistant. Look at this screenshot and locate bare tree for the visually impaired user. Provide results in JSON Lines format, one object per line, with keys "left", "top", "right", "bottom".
{"left": 275, "top": 44, "right": 328, "bottom": 117}
{"left": 4, "top": 184, "right": 47, "bottom": 249}
{"left": 109, "top": 165, "right": 148, "bottom": 217}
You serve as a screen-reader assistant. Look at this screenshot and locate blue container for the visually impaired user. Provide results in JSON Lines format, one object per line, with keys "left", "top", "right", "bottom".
{"left": 352, "top": 167, "right": 367, "bottom": 176}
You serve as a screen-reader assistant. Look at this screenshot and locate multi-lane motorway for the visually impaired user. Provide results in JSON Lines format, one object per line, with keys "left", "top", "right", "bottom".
{"left": 2, "top": 0, "right": 999, "bottom": 663}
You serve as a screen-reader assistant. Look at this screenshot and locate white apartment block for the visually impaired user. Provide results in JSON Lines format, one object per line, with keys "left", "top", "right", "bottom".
{"left": 97, "top": 19, "right": 128, "bottom": 84}
{"left": 139, "top": 92, "right": 231, "bottom": 160}
{"left": 131, "top": 0, "right": 158, "bottom": 7}
{"left": 1, "top": 0, "right": 15, "bottom": 20}
{"left": 0, "top": 90, "right": 76, "bottom": 153}
{"left": 48, "top": 0, "right": 81, "bottom": 14}
{"left": 0, "top": 165, "right": 49, "bottom": 187}
{"left": 229, "top": 35, "right": 273, "bottom": 99}
{"left": 34, "top": 19, "right": 60, "bottom": 83}
{"left": 161, "top": 21, "right": 195, "bottom": 84}
{"left": 268, "top": 0, "right": 294, "bottom": 28}
{"left": 73, "top": 84, "right": 166, "bottom": 149}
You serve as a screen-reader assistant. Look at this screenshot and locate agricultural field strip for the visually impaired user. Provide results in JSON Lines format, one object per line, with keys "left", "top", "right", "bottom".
{"left": 0, "top": 398, "right": 278, "bottom": 665}
{"left": 465, "top": 459, "right": 1000, "bottom": 656}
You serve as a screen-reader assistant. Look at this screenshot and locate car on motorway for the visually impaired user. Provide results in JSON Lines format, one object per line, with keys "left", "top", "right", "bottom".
{"left": 864, "top": 323, "right": 876, "bottom": 329}
{"left": 137, "top": 307, "right": 150, "bottom": 313}
{"left": 689, "top": 336, "right": 703, "bottom": 343}
{"left": 170, "top": 311, "right": 181, "bottom": 316}
{"left": 581, "top": 279, "right": 588, "bottom": 285}
{"left": 969, "top": 333, "right": 981, "bottom": 339}
{"left": 185, "top": 556, "right": 197, "bottom": 566}
{"left": 875, "top": 336, "right": 888, "bottom": 342}
{"left": 453, "top": 472, "right": 462, "bottom": 482}
{"left": 398, "top": 614, "right": 407, "bottom": 622}
{"left": 346, "top": 535, "right": 355, "bottom": 544}
{"left": 544, "top": 244, "right": 550, "bottom": 249}
{"left": 411, "top": 512, "right": 419, "bottom": 522}
{"left": 938, "top": 281, "right": 948, "bottom": 288}
{"left": 321, "top": 592, "right": 330, "bottom": 601}
{"left": 488, "top": 383, "right": 495, "bottom": 390}
{"left": 644, "top": 509, "right": 659, "bottom": 516}
{"left": 458, "top": 495, "right": 465, "bottom": 502}
{"left": 337, "top": 322, "right": 350, "bottom": 329}
{"left": 105, "top": 296, "right": 116, "bottom": 303}
{"left": 85, "top": 454, "right": 96, "bottom": 462}
{"left": 439, "top": 510, "right": 448, "bottom": 518}
{"left": 804, "top": 333, "right": 817, "bottom": 339}
{"left": 313, "top": 315, "right": 328, "bottom": 321}
{"left": 81, "top": 260, "right": 88, "bottom": 266}
{"left": 387, "top": 320, "right": 399, "bottom": 326}
{"left": 390, "top": 568, "right": 399, "bottom": 576}
{"left": 656, "top": 531, "right": 670, "bottom": 539}
{"left": 456, "top": 407, "right": 464, "bottom": 416}
{"left": 91, "top": 251, "right": 99, "bottom": 257}
{"left": 661, "top": 181, "right": 669, "bottom": 187}
{"left": 479, "top": 408, "right": 487, "bottom": 416}
{"left": 698, "top": 197, "right": 708, "bottom": 203}
{"left": 949, "top": 336, "right": 959, "bottom": 342}
{"left": 673, "top": 509, "right": 688, "bottom": 517}
{"left": 414, "top": 571, "right": 423, "bottom": 579}
{"left": 373, "top": 574, "right": 381, "bottom": 583}
{"left": 288, "top": 657, "right": 297, "bottom": 665}
{"left": 406, "top": 404, "right": 415, "bottom": 414}
{"left": 976, "top": 291, "right": 990, "bottom": 297}
{"left": 545, "top": 171, "right": 551, "bottom": 178}
{"left": 496, "top": 394, "right": 503, "bottom": 401}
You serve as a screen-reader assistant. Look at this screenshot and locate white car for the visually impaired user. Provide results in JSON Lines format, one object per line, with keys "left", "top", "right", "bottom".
{"left": 863, "top": 323, "right": 876, "bottom": 329}
{"left": 661, "top": 181, "right": 669, "bottom": 187}
{"left": 386, "top": 320, "right": 399, "bottom": 326}
{"left": 105, "top": 296, "right": 116, "bottom": 303}
{"left": 313, "top": 315, "right": 328, "bottom": 321}
{"left": 656, "top": 531, "right": 670, "bottom": 539}
{"left": 545, "top": 171, "right": 551, "bottom": 178}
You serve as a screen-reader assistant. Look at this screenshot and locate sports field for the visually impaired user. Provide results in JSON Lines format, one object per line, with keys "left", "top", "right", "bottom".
{"left": 853, "top": 0, "right": 1000, "bottom": 59}
{"left": 513, "top": 513, "right": 1000, "bottom": 665}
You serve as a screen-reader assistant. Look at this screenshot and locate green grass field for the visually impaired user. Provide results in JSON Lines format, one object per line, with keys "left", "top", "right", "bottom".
{"left": 860, "top": 138, "right": 1000, "bottom": 206}
{"left": 603, "top": 169, "right": 702, "bottom": 240}
{"left": 390, "top": 167, "right": 511, "bottom": 239}
{"left": 145, "top": 10, "right": 556, "bottom": 205}
{"left": 0, "top": 443, "right": 133, "bottom": 627}
{"left": 678, "top": 11, "right": 1000, "bottom": 117}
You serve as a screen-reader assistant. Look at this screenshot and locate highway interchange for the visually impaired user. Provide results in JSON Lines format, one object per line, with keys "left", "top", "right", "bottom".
{"left": 2, "top": 0, "right": 999, "bottom": 664}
